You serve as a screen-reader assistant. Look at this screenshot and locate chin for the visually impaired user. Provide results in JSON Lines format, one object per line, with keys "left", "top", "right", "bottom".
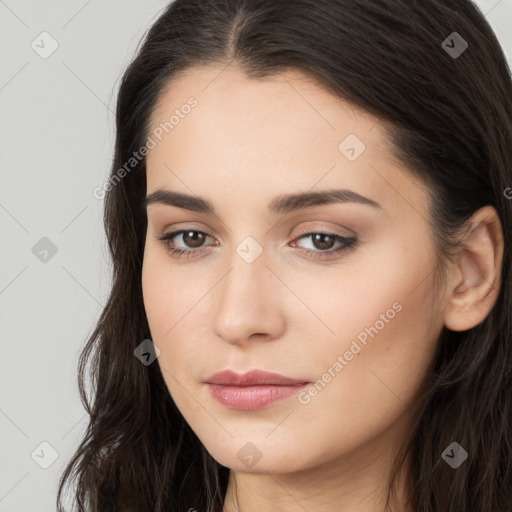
{"left": 201, "top": 439, "right": 313, "bottom": 474}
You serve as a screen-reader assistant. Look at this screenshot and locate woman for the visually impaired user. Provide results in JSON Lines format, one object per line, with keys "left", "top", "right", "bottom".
{"left": 57, "top": 0, "right": 512, "bottom": 510}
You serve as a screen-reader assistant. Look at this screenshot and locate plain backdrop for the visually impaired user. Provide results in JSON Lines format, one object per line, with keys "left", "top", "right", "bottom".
{"left": 0, "top": 1, "right": 511, "bottom": 510}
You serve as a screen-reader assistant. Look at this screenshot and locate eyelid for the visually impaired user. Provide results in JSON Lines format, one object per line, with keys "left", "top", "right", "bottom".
{"left": 159, "top": 228, "right": 217, "bottom": 247}
{"left": 291, "top": 223, "right": 355, "bottom": 240}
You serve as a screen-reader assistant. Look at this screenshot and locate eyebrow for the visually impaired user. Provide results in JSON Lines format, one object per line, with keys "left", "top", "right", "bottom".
{"left": 144, "top": 188, "right": 382, "bottom": 215}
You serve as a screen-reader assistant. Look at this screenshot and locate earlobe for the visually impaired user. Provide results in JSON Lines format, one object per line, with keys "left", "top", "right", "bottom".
{"left": 443, "top": 206, "right": 504, "bottom": 332}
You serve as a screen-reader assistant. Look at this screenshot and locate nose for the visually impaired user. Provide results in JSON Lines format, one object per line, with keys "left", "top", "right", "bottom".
{"left": 212, "top": 245, "right": 286, "bottom": 347}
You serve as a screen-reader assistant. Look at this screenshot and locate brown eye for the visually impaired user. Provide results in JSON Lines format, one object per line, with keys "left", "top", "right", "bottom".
{"left": 310, "top": 233, "right": 336, "bottom": 250}
{"left": 291, "top": 231, "right": 358, "bottom": 260}
{"left": 181, "top": 230, "right": 207, "bottom": 248}
{"left": 157, "top": 229, "right": 216, "bottom": 259}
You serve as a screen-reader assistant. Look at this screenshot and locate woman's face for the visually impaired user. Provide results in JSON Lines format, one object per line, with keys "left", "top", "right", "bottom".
{"left": 142, "top": 65, "right": 445, "bottom": 473}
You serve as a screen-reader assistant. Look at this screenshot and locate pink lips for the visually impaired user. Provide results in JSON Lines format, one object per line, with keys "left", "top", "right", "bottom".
{"left": 203, "top": 369, "right": 309, "bottom": 410}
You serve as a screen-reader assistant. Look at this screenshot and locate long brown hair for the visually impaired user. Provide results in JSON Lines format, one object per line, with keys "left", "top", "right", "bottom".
{"left": 57, "top": 0, "right": 512, "bottom": 510}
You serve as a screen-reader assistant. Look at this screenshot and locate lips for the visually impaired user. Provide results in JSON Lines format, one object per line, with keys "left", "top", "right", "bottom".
{"left": 203, "top": 369, "right": 310, "bottom": 410}
{"left": 204, "top": 369, "right": 308, "bottom": 386}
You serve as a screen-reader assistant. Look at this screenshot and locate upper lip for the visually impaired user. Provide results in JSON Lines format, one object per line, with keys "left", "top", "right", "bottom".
{"left": 203, "top": 369, "right": 309, "bottom": 386}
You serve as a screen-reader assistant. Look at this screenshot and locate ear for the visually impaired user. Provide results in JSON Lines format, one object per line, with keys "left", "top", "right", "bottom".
{"left": 444, "top": 205, "right": 504, "bottom": 331}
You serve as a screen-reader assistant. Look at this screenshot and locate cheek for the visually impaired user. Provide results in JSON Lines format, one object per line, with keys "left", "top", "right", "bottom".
{"left": 141, "top": 256, "right": 199, "bottom": 411}
{"left": 141, "top": 248, "right": 212, "bottom": 383}
{"left": 289, "top": 284, "right": 440, "bottom": 463}
{"left": 142, "top": 247, "right": 200, "bottom": 335}
{"left": 316, "top": 275, "right": 438, "bottom": 419}
{"left": 298, "top": 243, "right": 440, "bottom": 411}
{"left": 142, "top": 254, "right": 172, "bottom": 334}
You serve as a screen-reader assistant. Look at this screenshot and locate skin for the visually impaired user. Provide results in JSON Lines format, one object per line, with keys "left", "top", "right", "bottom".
{"left": 141, "top": 64, "right": 504, "bottom": 511}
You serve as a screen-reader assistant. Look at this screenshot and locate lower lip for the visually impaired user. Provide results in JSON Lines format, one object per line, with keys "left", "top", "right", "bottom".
{"left": 206, "top": 383, "right": 309, "bottom": 410}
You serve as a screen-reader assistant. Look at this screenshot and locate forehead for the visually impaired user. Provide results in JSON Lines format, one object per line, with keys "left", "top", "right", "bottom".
{"left": 145, "top": 65, "right": 429, "bottom": 217}
{"left": 147, "top": 64, "right": 387, "bottom": 154}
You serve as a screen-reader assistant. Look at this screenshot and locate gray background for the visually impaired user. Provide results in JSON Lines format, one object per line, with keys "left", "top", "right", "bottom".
{"left": 0, "top": 1, "right": 511, "bottom": 510}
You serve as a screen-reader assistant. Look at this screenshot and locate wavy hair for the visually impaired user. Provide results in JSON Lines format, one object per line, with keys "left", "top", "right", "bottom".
{"left": 57, "top": 0, "right": 512, "bottom": 510}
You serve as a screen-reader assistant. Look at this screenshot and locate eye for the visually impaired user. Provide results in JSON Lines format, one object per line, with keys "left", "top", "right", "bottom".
{"left": 157, "top": 229, "right": 217, "bottom": 259}
{"left": 290, "top": 231, "right": 357, "bottom": 260}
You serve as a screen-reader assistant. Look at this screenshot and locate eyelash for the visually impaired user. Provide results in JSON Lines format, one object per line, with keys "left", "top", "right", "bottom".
{"left": 157, "top": 229, "right": 357, "bottom": 261}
